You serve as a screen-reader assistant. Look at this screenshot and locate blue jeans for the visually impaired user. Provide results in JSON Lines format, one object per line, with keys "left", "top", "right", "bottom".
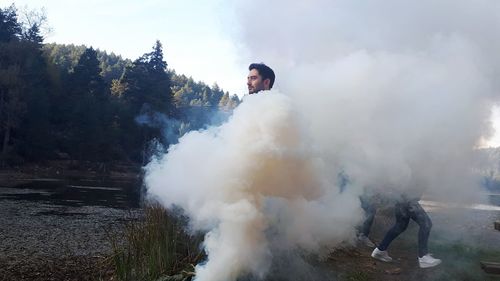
{"left": 378, "top": 200, "right": 432, "bottom": 258}
{"left": 359, "top": 196, "right": 376, "bottom": 236}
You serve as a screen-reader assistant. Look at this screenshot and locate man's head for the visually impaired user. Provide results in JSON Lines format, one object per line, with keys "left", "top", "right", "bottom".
{"left": 247, "top": 63, "right": 275, "bottom": 94}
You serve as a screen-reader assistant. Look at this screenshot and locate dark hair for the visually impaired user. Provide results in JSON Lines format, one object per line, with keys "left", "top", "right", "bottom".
{"left": 249, "top": 63, "right": 275, "bottom": 89}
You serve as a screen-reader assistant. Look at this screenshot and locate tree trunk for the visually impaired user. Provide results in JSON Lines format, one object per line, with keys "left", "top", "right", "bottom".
{"left": 0, "top": 89, "right": 6, "bottom": 156}
{"left": 2, "top": 125, "right": 10, "bottom": 156}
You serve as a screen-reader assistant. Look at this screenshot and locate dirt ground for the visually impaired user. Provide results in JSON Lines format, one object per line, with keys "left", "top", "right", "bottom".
{"left": 0, "top": 256, "right": 113, "bottom": 281}
{"left": 1, "top": 166, "right": 500, "bottom": 281}
{"left": 0, "top": 197, "right": 141, "bottom": 281}
{"left": 325, "top": 206, "right": 500, "bottom": 281}
{"left": 0, "top": 164, "right": 141, "bottom": 281}
{"left": 3, "top": 207, "right": 497, "bottom": 281}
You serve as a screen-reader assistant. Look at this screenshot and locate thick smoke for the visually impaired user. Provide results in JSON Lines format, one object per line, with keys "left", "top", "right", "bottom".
{"left": 232, "top": 0, "right": 500, "bottom": 202}
{"left": 146, "top": 1, "right": 500, "bottom": 280}
{"left": 146, "top": 92, "right": 361, "bottom": 281}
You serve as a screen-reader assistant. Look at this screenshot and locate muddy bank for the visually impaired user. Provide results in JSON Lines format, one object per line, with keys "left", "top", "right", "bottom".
{"left": 0, "top": 255, "right": 113, "bottom": 281}
{"left": 0, "top": 198, "right": 142, "bottom": 280}
{"left": 0, "top": 163, "right": 143, "bottom": 281}
{"left": 2, "top": 162, "right": 500, "bottom": 281}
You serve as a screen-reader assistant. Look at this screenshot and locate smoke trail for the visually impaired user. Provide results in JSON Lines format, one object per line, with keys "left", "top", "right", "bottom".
{"left": 135, "top": 109, "right": 183, "bottom": 144}
{"left": 145, "top": 92, "right": 362, "bottom": 281}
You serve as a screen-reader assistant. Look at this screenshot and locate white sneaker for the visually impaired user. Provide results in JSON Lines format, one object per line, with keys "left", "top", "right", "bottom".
{"left": 418, "top": 254, "right": 442, "bottom": 268}
{"left": 358, "top": 234, "right": 376, "bottom": 247}
{"left": 371, "top": 247, "right": 392, "bottom": 262}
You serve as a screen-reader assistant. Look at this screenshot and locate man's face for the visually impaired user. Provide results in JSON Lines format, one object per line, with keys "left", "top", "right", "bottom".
{"left": 247, "top": 68, "right": 270, "bottom": 94}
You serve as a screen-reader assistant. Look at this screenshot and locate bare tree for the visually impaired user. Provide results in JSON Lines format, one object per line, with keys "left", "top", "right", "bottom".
{"left": 17, "top": 5, "right": 52, "bottom": 39}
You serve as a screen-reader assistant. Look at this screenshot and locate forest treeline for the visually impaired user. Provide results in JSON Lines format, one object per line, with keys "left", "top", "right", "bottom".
{"left": 0, "top": 5, "right": 240, "bottom": 166}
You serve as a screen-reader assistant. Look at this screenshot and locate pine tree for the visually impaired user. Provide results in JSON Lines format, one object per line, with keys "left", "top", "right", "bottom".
{"left": 114, "top": 40, "right": 174, "bottom": 163}
{"left": 0, "top": 5, "right": 21, "bottom": 43}
{"left": 0, "top": 5, "right": 52, "bottom": 162}
{"left": 65, "top": 47, "right": 113, "bottom": 161}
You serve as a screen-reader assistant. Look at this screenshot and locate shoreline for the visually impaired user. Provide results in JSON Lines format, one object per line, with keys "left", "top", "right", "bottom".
{"left": 0, "top": 160, "right": 142, "bottom": 188}
{"left": 0, "top": 171, "right": 143, "bottom": 281}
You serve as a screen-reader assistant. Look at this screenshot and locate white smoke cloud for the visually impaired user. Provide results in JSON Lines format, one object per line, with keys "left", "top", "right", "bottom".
{"left": 230, "top": 0, "right": 500, "bottom": 202}
{"left": 145, "top": 92, "right": 362, "bottom": 281}
{"left": 146, "top": 1, "right": 500, "bottom": 280}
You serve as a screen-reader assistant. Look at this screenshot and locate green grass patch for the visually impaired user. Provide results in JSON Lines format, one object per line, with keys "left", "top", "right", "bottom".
{"left": 108, "top": 205, "right": 204, "bottom": 281}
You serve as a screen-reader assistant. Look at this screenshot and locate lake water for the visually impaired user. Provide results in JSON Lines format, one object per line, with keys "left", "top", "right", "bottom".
{"left": 0, "top": 179, "right": 141, "bottom": 210}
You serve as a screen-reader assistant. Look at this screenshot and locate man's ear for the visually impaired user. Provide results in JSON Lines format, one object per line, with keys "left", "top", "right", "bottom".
{"left": 263, "top": 78, "right": 271, "bottom": 89}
